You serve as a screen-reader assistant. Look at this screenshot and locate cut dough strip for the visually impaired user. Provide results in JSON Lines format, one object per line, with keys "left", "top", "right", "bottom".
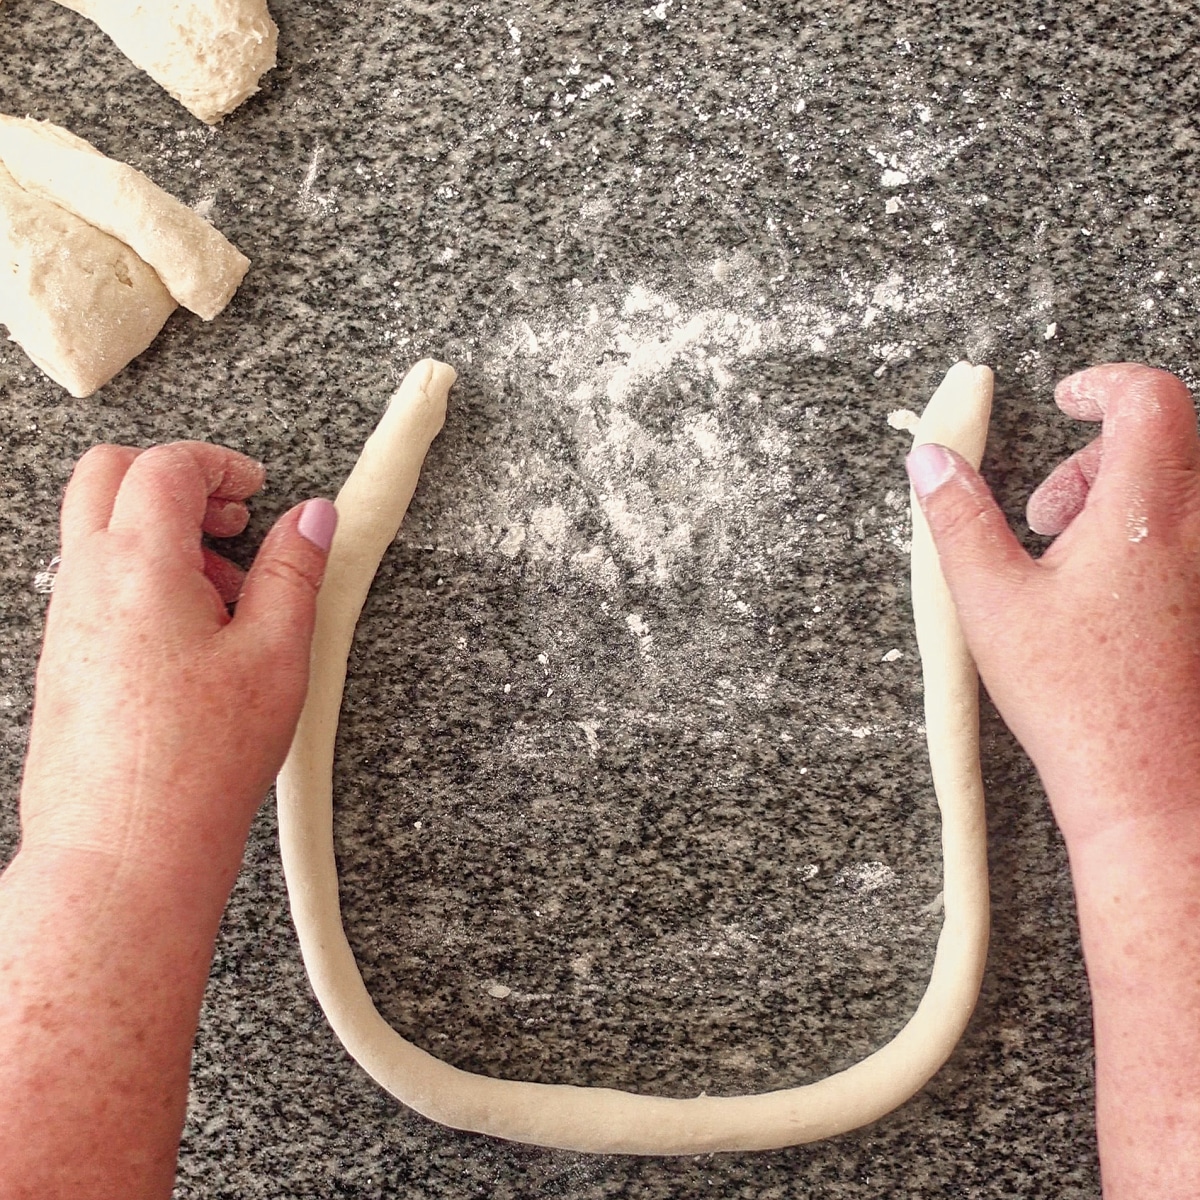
{"left": 277, "top": 359, "right": 993, "bottom": 1155}
{"left": 0, "top": 116, "right": 249, "bottom": 396}
{"left": 0, "top": 116, "right": 249, "bottom": 320}
{"left": 51, "top": 0, "right": 278, "bottom": 125}
{"left": 0, "top": 160, "right": 175, "bottom": 399}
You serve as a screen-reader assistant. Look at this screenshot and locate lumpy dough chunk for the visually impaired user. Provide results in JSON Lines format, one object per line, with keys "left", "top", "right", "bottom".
{"left": 0, "top": 163, "right": 176, "bottom": 398}
{"left": 53, "top": 0, "right": 278, "bottom": 124}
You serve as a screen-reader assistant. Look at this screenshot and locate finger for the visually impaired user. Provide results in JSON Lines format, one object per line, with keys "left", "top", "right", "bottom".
{"left": 1026, "top": 436, "right": 1103, "bottom": 536}
{"left": 1055, "top": 364, "right": 1200, "bottom": 482}
{"left": 202, "top": 547, "right": 246, "bottom": 611}
{"left": 106, "top": 443, "right": 266, "bottom": 555}
{"left": 228, "top": 498, "right": 336, "bottom": 661}
{"left": 59, "top": 445, "right": 141, "bottom": 554}
{"left": 907, "top": 443, "right": 1036, "bottom": 634}
{"left": 203, "top": 498, "right": 251, "bottom": 539}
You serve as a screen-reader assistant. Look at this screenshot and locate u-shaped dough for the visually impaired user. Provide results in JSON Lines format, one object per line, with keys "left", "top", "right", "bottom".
{"left": 276, "top": 359, "right": 993, "bottom": 1154}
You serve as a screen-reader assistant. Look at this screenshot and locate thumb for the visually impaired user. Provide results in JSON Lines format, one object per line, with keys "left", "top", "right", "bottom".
{"left": 231, "top": 498, "right": 337, "bottom": 656}
{"left": 906, "top": 443, "right": 1035, "bottom": 633}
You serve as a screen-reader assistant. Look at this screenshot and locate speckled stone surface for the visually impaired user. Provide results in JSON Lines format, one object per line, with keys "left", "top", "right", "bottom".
{"left": 3, "top": 1, "right": 1198, "bottom": 1195}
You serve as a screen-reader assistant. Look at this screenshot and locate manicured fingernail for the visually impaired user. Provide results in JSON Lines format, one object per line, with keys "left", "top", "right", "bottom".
{"left": 297, "top": 498, "right": 338, "bottom": 552}
{"left": 906, "top": 443, "right": 956, "bottom": 499}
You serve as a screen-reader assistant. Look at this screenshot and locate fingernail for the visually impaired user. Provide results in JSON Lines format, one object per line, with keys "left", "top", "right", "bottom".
{"left": 297, "top": 498, "right": 338, "bottom": 553}
{"left": 906, "top": 443, "right": 956, "bottom": 499}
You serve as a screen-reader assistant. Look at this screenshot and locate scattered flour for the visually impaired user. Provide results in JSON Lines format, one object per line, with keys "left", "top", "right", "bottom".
{"left": 413, "top": 259, "right": 992, "bottom": 590}
{"left": 297, "top": 142, "right": 336, "bottom": 217}
{"left": 32, "top": 554, "right": 60, "bottom": 595}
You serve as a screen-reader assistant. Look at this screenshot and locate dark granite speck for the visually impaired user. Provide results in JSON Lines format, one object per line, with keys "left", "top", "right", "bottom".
{"left": 5, "top": 0, "right": 1197, "bottom": 1195}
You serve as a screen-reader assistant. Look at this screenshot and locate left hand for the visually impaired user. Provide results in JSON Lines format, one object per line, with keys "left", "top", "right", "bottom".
{"left": 17, "top": 441, "right": 336, "bottom": 883}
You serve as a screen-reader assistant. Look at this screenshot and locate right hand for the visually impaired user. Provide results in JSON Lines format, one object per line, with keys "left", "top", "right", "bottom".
{"left": 906, "top": 364, "right": 1200, "bottom": 849}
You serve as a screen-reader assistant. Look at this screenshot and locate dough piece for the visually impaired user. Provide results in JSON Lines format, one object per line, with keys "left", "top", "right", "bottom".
{"left": 52, "top": 0, "right": 277, "bottom": 125}
{"left": 276, "top": 359, "right": 993, "bottom": 1155}
{"left": 0, "top": 161, "right": 175, "bottom": 398}
{"left": 0, "top": 116, "right": 249, "bottom": 320}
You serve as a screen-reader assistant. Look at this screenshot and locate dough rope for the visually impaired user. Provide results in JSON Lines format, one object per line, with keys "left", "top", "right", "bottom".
{"left": 277, "top": 358, "right": 993, "bottom": 1155}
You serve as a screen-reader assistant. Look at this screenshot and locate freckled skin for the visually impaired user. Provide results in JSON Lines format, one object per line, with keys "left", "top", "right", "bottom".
{"left": 0, "top": 442, "right": 331, "bottom": 1200}
{"left": 911, "top": 363, "right": 1200, "bottom": 1200}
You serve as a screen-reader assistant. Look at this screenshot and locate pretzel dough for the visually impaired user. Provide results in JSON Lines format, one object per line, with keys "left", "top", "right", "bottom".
{"left": 51, "top": 0, "right": 277, "bottom": 125}
{"left": 0, "top": 116, "right": 248, "bottom": 320}
{"left": 277, "top": 359, "right": 993, "bottom": 1154}
{"left": 0, "top": 116, "right": 248, "bottom": 396}
{"left": 0, "top": 161, "right": 175, "bottom": 398}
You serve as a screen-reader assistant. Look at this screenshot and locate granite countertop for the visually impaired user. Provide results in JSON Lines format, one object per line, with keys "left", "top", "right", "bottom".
{"left": 3, "top": 1, "right": 1198, "bottom": 1195}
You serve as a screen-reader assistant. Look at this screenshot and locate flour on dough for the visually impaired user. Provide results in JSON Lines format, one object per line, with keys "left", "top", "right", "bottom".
{"left": 0, "top": 116, "right": 249, "bottom": 319}
{"left": 0, "top": 162, "right": 175, "bottom": 398}
{"left": 52, "top": 0, "right": 277, "bottom": 124}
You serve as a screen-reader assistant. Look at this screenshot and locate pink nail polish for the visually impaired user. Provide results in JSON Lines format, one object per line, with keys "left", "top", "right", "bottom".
{"left": 906, "top": 443, "right": 956, "bottom": 499}
{"left": 298, "top": 498, "right": 338, "bottom": 552}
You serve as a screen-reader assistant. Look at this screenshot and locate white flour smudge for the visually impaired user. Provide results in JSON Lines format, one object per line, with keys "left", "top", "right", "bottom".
{"left": 417, "top": 267, "right": 944, "bottom": 588}
{"left": 397, "top": 263, "right": 941, "bottom": 749}
{"left": 297, "top": 142, "right": 336, "bottom": 217}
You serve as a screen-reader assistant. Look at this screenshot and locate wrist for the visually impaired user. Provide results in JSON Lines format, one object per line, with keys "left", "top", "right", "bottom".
{"left": 1059, "top": 804, "right": 1200, "bottom": 1199}
{"left": 0, "top": 837, "right": 223, "bottom": 1200}
{"left": 1063, "top": 805, "right": 1200, "bottom": 985}
{"left": 1037, "top": 740, "right": 1200, "bottom": 849}
{"left": 10, "top": 828, "right": 240, "bottom": 938}
{"left": 1060, "top": 794, "right": 1200, "bottom": 867}
{"left": 17, "top": 766, "right": 257, "bottom": 910}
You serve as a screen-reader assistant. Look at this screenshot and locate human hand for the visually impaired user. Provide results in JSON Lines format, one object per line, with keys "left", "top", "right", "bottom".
{"left": 17, "top": 442, "right": 336, "bottom": 888}
{"left": 906, "top": 363, "right": 1200, "bottom": 850}
{"left": 0, "top": 443, "right": 335, "bottom": 1200}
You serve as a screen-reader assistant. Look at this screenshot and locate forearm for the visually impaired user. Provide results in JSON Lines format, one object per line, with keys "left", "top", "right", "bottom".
{"left": 910, "top": 363, "right": 1200, "bottom": 1193}
{"left": 0, "top": 441, "right": 328, "bottom": 1197}
{"left": 1064, "top": 804, "right": 1200, "bottom": 1199}
{"left": 0, "top": 842, "right": 236, "bottom": 1200}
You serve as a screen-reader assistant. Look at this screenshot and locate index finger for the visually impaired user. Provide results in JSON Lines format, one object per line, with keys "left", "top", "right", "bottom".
{"left": 1025, "top": 435, "right": 1103, "bottom": 536}
{"left": 60, "top": 444, "right": 142, "bottom": 556}
{"left": 1051, "top": 362, "right": 1200, "bottom": 499}
{"left": 1055, "top": 363, "right": 1200, "bottom": 481}
{"left": 105, "top": 442, "right": 265, "bottom": 557}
